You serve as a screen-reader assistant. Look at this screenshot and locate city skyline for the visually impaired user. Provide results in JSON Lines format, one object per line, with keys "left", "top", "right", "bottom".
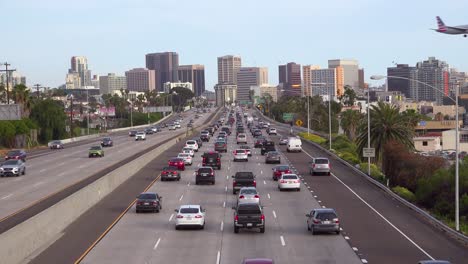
{"left": 1, "top": 0, "right": 468, "bottom": 90}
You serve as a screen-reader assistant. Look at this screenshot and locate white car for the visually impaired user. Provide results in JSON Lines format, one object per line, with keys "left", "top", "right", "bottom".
{"left": 174, "top": 122, "right": 181, "bottom": 128}
{"left": 287, "top": 137, "right": 302, "bottom": 152}
{"left": 278, "top": 174, "right": 301, "bottom": 191}
{"left": 182, "top": 148, "right": 195, "bottom": 157}
{"left": 185, "top": 140, "right": 199, "bottom": 152}
{"left": 268, "top": 128, "right": 277, "bottom": 135}
{"left": 175, "top": 205, "right": 206, "bottom": 230}
{"left": 151, "top": 126, "right": 158, "bottom": 133}
{"left": 168, "top": 124, "right": 176, "bottom": 130}
{"left": 178, "top": 153, "right": 193, "bottom": 165}
{"left": 236, "top": 133, "right": 247, "bottom": 144}
{"left": 233, "top": 149, "right": 248, "bottom": 162}
{"left": 135, "top": 132, "right": 146, "bottom": 141}
{"left": 237, "top": 187, "right": 260, "bottom": 205}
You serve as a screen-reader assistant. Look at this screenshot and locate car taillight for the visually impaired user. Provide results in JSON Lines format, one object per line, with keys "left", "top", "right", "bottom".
{"left": 280, "top": 180, "right": 286, "bottom": 183}
{"left": 177, "top": 215, "right": 184, "bottom": 218}
{"left": 294, "top": 180, "right": 300, "bottom": 183}
{"left": 333, "top": 218, "right": 339, "bottom": 223}
{"left": 195, "top": 215, "right": 203, "bottom": 218}
{"left": 15, "top": 156, "right": 19, "bottom": 159}
{"left": 286, "top": 170, "right": 291, "bottom": 174}
{"left": 313, "top": 219, "right": 320, "bottom": 224}
{"left": 260, "top": 214, "right": 265, "bottom": 220}
{"left": 210, "top": 172, "right": 214, "bottom": 176}
{"left": 233, "top": 180, "right": 236, "bottom": 186}
{"left": 254, "top": 195, "right": 259, "bottom": 198}
{"left": 234, "top": 215, "right": 239, "bottom": 221}
{"left": 239, "top": 195, "right": 245, "bottom": 199}
{"left": 163, "top": 171, "right": 168, "bottom": 174}
{"left": 312, "top": 164, "right": 316, "bottom": 168}
{"left": 152, "top": 201, "right": 158, "bottom": 205}
{"left": 253, "top": 180, "right": 256, "bottom": 187}
{"left": 179, "top": 162, "right": 183, "bottom": 165}
{"left": 203, "top": 157, "right": 206, "bottom": 162}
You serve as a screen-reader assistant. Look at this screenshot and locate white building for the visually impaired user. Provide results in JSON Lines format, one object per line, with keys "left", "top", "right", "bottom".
{"left": 328, "top": 59, "right": 359, "bottom": 89}
{"left": 214, "top": 84, "right": 237, "bottom": 106}
{"left": 251, "top": 84, "right": 279, "bottom": 102}
{"left": 310, "top": 68, "right": 337, "bottom": 100}
{"left": 99, "top": 73, "right": 127, "bottom": 95}
{"left": 163, "top": 82, "right": 193, "bottom": 93}
{"left": 413, "top": 136, "right": 442, "bottom": 152}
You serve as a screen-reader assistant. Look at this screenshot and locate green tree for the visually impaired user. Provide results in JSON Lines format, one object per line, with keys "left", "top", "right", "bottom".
{"left": 338, "top": 85, "right": 357, "bottom": 107}
{"left": 356, "top": 101, "right": 415, "bottom": 165}
{"left": 12, "top": 84, "right": 32, "bottom": 118}
{"left": 0, "top": 121, "right": 16, "bottom": 147}
{"left": 30, "top": 99, "right": 67, "bottom": 142}
{"left": 171, "top": 87, "right": 194, "bottom": 111}
{"left": 401, "top": 109, "right": 425, "bottom": 127}
{"left": 340, "top": 109, "right": 363, "bottom": 141}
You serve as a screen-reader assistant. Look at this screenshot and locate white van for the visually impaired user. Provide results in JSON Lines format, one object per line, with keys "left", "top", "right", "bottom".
{"left": 287, "top": 137, "right": 302, "bottom": 152}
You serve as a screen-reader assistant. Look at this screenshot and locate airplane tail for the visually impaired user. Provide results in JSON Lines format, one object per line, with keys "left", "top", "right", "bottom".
{"left": 436, "top": 16, "right": 447, "bottom": 32}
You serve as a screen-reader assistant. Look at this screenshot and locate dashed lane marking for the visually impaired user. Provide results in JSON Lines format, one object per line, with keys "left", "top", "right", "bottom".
{"left": 220, "top": 221, "right": 224, "bottom": 231}
{"left": 169, "top": 214, "right": 174, "bottom": 221}
{"left": 280, "top": 236, "right": 286, "bottom": 246}
{"left": 153, "top": 238, "right": 161, "bottom": 250}
{"left": 267, "top": 193, "right": 271, "bottom": 199}
{"left": 272, "top": 210, "right": 277, "bottom": 218}
{"left": 179, "top": 194, "right": 184, "bottom": 201}
{"left": 1, "top": 194, "right": 13, "bottom": 200}
{"left": 352, "top": 247, "right": 358, "bottom": 251}
{"left": 263, "top": 180, "right": 266, "bottom": 185}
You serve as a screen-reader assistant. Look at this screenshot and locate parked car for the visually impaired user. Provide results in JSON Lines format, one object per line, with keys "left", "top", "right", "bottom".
{"left": 265, "top": 151, "right": 281, "bottom": 164}
{"left": 178, "top": 153, "right": 193, "bottom": 165}
{"left": 175, "top": 205, "right": 206, "bottom": 230}
{"left": 278, "top": 174, "right": 300, "bottom": 191}
{"left": 232, "top": 202, "right": 265, "bottom": 233}
{"left": 272, "top": 165, "right": 292, "bottom": 181}
{"left": 196, "top": 166, "right": 215, "bottom": 185}
{"left": 4, "top": 149, "right": 27, "bottom": 162}
{"left": 161, "top": 166, "right": 181, "bottom": 181}
{"left": 136, "top": 192, "right": 162, "bottom": 213}
{"left": 168, "top": 157, "right": 185, "bottom": 170}
{"left": 128, "top": 130, "right": 137, "bottom": 137}
{"left": 306, "top": 208, "right": 340, "bottom": 235}
{"left": 135, "top": 132, "right": 146, "bottom": 141}
{"left": 309, "top": 157, "right": 331, "bottom": 176}
{"left": 237, "top": 187, "right": 260, "bottom": 205}
{"left": 202, "top": 151, "right": 222, "bottom": 170}
{"left": 233, "top": 149, "right": 248, "bottom": 162}
{"left": 88, "top": 146, "right": 104, "bottom": 158}
{"left": 0, "top": 159, "right": 26, "bottom": 177}
{"left": 101, "top": 137, "right": 113, "bottom": 147}
{"left": 49, "top": 140, "right": 64, "bottom": 149}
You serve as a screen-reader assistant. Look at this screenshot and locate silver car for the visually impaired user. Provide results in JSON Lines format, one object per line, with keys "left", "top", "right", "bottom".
{"left": 309, "top": 157, "right": 331, "bottom": 176}
{"left": 0, "top": 160, "right": 26, "bottom": 177}
{"left": 233, "top": 149, "right": 248, "bottom": 162}
{"left": 306, "top": 208, "right": 340, "bottom": 235}
{"left": 237, "top": 187, "right": 260, "bottom": 205}
{"left": 279, "top": 136, "right": 288, "bottom": 145}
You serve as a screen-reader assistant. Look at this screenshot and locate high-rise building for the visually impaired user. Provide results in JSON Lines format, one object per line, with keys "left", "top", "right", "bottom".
{"left": 163, "top": 82, "right": 193, "bottom": 93}
{"left": 358, "top": 69, "right": 365, "bottom": 89}
{"left": 145, "top": 52, "right": 179, "bottom": 92}
{"left": 91, "top": 75, "right": 100, "bottom": 88}
{"left": 236, "top": 67, "right": 268, "bottom": 104}
{"left": 251, "top": 85, "right": 279, "bottom": 103}
{"left": 302, "top": 65, "right": 320, "bottom": 97}
{"left": 217, "top": 55, "right": 242, "bottom": 84}
{"left": 387, "top": 64, "right": 417, "bottom": 98}
{"left": 178, "top": 64, "right": 205, "bottom": 96}
{"left": 65, "top": 72, "right": 81, "bottom": 89}
{"left": 215, "top": 84, "right": 237, "bottom": 107}
{"left": 278, "top": 62, "right": 301, "bottom": 96}
{"left": 414, "top": 57, "right": 449, "bottom": 104}
{"left": 69, "top": 56, "right": 92, "bottom": 87}
{"left": 99, "top": 73, "right": 127, "bottom": 95}
{"left": 328, "top": 59, "right": 359, "bottom": 89}
{"left": 310, "top": 68, "right": 339, "bottom": 100}
{"left": 125, "top": 68, "right": 156, "bottom": 92}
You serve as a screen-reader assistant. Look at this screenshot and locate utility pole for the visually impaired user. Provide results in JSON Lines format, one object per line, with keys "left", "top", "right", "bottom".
{"left": 69, "top": 95, "right": 74, "bottom": 138}
{"left": 0, "top": 62, "right": 17, "bottom": 104}
{"left": 34, "top": 84, "right": 41, "bottom": 99}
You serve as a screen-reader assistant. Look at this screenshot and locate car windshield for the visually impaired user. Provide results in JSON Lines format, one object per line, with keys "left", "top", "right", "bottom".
{"left": 235, "top": 150, "right": 246, "bottom": 154}
{"left": 238, "top": 204, "right": 261, "bottom": 214}
{"left": 198, "top": 168, "right": 212, "bottom": 173}
{"left": 204, "top": 153, "right": 219, "bottom": 158}
{"left": 170, "top": 158, "right": 183, "bottom": 162}
{"left": 178, "top": 153, "right": 189, "bottom": 157}
{"left": 240, "top": 146, "right": 250, "bottom": 149}
{"left": 315, "top": 159, "right": 329, "bottom": 164}
{"left": 163, "top": 166, "right": 178, "bottom": 171}
{"left": 238, "top": 135, "right": 245, "bottom": 138}
{"left": 276, "top": 165, "right": 290, "bottom": 171}
{"left": 283, "top": 175, "right": 298, "bottom": 179}
{"left": 7, "top": 150, "right": 21, "bottom": 155}
{"left": 138, "top": 193, "right": 157, "bottom": 200}
{"left": 268, "top": 152, "right": 279, "bottom": 156}
{"left": 90, "top": 146, "right": 101, "bottom": 150}
{"left": 316, "top": 212, "right": 337, "bottom": 220}
{"left": 240, "top": 189, "right": 257, "bottom": 195}
{"left": 103, "top": 138, "right": 111, "bottom": 141}
{"left": 180, "top": 208, "right": 199, "bottom": 214}
{"left": 235, "top": 172, "right": 254, "bottom": 179}
{"left": 186, "top": 141, "right": 195, "bottom": 144}
{"left": 3, "top": 160, "right": 19, "bottom": 165}
{"left": 52, "top": 141, "right": 61, "bottom": 144}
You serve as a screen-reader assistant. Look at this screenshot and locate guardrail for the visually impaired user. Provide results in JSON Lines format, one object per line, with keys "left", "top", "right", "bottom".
{"left": 255, "top": 108, "right": 468, "bottom": 246}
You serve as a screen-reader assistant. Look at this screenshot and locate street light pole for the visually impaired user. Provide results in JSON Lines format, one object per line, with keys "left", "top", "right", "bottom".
{"left": 367, "top": 89, "right": 371, "bottom": 176}
{"left": 329, "top": 87, "right": 332, "bottom": 151}
{"left": 86, "top": 89, "right": 90, "bottom": 135}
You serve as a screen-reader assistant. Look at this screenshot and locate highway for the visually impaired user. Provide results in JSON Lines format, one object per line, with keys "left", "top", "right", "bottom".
{"left": 0, "top": 109, "right": 212, "bottom": 229}
{"left": 78, "top": 114, "right": 361, "bottom": 264}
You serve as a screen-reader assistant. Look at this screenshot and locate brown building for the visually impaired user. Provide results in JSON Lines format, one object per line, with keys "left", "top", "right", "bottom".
{"left": 145, "top": 52, "right": 179, "bottom": 92}
{"left": 217, "top": 55, "right": 242, "bottom": 84}
{"left": 178, "top": 64, "right": 205, "bottom": 96}
{"left": 279, "top": 62, "right": 301, "bottom": 96}
{"left": 125, "top": 68, "right": 156, "bottom": 92}
{"left": 358, "top": 68, "right": 365, "bottom": 89}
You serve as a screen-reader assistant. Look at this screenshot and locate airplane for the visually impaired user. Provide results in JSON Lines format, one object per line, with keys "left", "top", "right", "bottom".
{"left": 432, "top": 16, "right": 468, "bottom": 37}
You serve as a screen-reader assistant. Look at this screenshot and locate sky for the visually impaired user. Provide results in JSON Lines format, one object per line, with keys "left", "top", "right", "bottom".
{"left": 1, "top": 0, "right": 468, "bottom": 91}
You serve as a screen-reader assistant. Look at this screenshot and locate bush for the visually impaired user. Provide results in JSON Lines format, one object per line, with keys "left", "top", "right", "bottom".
{"left": 392, "top": 186, "right": 416, "bottom": 202}
{"left": 339, "top": 151, "right": 360, "bottom": 164}
{"left": 359, "top": 162, "right": 385, "bottom": 182}
{"left": 298, "top": 132, "right": 326, "bottom": 144}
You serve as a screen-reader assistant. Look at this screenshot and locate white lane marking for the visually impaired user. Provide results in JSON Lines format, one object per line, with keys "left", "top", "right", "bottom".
{"left": 33, "top": 181, "right": 45, "bottom": 187}
{"left": 198, "top": 163, "right": 201, "bottom": 167}
{"left": 307, "top": 186, "right": 310, "bottom": 189}
{"left": 318, "top": 200, "right": 321, "bottom": 203}
{"left": 187, "top": 182, "right": 190, "bottom": 186}
{"left": 39, "top": 169, "right": 46, "bottom": 173}
{"left": 228, "top": 167, "right": 230, "bottom": 171}
{"left": 352, "top": 247, "right": 358, "bottom": 251}
{"left": 1, "top": 194, "right": 13, "bottom": 200}
{"left": 78, "top": 164, "right": 86, "bottom": 169}
{"left": 13, "top": 177, "right": 23, "bottom": 182}
{"left": 153, "top": 238, "right": 161, "bottom": 250}
{"left": 267, "top": 193, "right": 271, "bottom": 199}
{"left": 169, "top": 214, "right": 174, "bottom": 222}
{"left": 280, "top": 236, "right": 286, "bottom": 246}
{"left": 256, "top": 157, "right": 259, "bottom": 160}
{"left": 345, "top": 236, "right": 350, "bottom": 240}
{"left": 225, "top": 186, "right": 228, "bottom": 192}
{"left": 263, "top": 180, "right": 266, "bottom": 185}
{"left": 340, "top": 227, "right": 343, "bottom": 231}
{"left": 220, "top": 221, "right": 224, "bottom": 231}
{"left": 216, "top": 251, "right": 221, "bottom": 264}
{"left": 179, "top": 194, "right": 184, "bottom": 201}
{"left": 361, "top": 259, "right": 368, "bottom": 264}
{"left": 322, "top": 206, "right": 326, "bottom": 208}
{"left": 260, "top": 170, "right": 263, "bottom": 174}
{"left": 301, "top": 148, "right": 434, "bottom": 259}
{"left": 313, "top": 195, "right": 317, "bottom": 198}
{"left": 226, "top": 175, "right": 229, "bottom": 180}
{"left": 58, "top": 162, "right": 65, "bottom": 166}
{"left": 272, "top": 210, "right": 277, "bottom": 218}
{"left": 223, "top": 201, "right": 226, "bottom": 208}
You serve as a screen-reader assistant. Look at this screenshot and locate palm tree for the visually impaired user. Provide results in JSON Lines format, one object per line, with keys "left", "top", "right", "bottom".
{"left": 12, "top": 84, "right": 32, "bottom": 118}
{"left": 356, "top": 101, "right": 415, "bottom": 165}
{"left": 341, "top": 109, "right": 363, "bottom": 141}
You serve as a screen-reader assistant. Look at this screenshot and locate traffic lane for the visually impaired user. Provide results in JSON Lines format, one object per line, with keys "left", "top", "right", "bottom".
{"left": 82, "top": 130, "right": 226, "bottom": 264}
{"left": 297, "top": 139, "right": 468, "bottom": 263}
{"left": 0, "top": 112, "right": 209, "bottom": 220}
{"left": 273, "top": 127, "right": 466, "bottom": 263}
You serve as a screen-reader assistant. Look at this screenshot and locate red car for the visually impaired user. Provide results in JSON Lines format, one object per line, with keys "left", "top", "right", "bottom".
{"left": 242, "top": 259, "right": 274, "bottom": 264}
{"left": 161, "top": 166, "right": 181, "bottom": 181}
{"left": 4, "top": 149, "right": 27, "bottom": 162}
{"left": 272, "top": 165, "right": 292, "bottom": 181}
{"left": 168, "top": 157, "right": 185, "bottom": 171}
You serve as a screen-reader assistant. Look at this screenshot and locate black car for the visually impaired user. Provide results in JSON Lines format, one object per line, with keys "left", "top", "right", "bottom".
{"left": 200, "top": 134, "right": 210, "bottom": 142}
{"left": 261, "top": 141, "right": 275, "bottom": 155}
{"left": 4, "top": 149, "right": 27, "bottom": 162}
{"left": 202, "top": 151, "right": 222, "bottom": 169}
{"left": 196, "top": 167, "right": 215, "bottom": 185}
{"left": 101, "top": 137, "right": 113, "bottom": 147}
{"left": 253, "top": 130, "right": 262, "bottom": 137}
{"left": 161, "top": 166, "right": 181, "bottom": 181}
{"left": 128, "top": 130, "right": 137, "bottom": 137}
{"left": 144, "top": 128, "right": 154, "bottom": 135}
{"left": 232, "top": 203, "right": 265, "bottom": 233}
{"left": 136, "top": 192, "right": 162, "bottom": 213}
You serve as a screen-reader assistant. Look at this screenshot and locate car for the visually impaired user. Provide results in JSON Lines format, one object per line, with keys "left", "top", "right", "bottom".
{"left": 253, "top": 130, "right": 263, "bottom": 137}
{"left": 144, "top": 128, "right": 154, "bottom": 135}
{"left": 214, "top": 140, "right": 228, "bottom": 153}
{"left": 136, "top": 192, "right": 162, "bottom": 213}
{"left": 128, "top": 130, "right": 137, "bottom": 137}
{"left": 101, "top": 137, "right": 113, "bottom": 147}
{"left": 232, "top": 202, "right": 265, "bottom": 233}
{"left": 193, "top": 137, "right": 203, "bottom": 147}
{"left": 187, "top": 123, "right": 193, "bottom": 128}
{"left": 4, "top": 149, "right": 27, "bottom": 162}
{"left": 242, "top": 259, "right": 274, "bottom": 264}
{"left": 88, "top": 146, "right": 104, "bottom": 158}
{"left": 221, "top": 127, "right": 231, "bottom": 135}
{"left": 265, "top": 151, "right": 281, "bottom": 164}
{"left": 239, "top": 145, "right": 252, "bottom": 156}
{"left": 174, "top": 122, "right": 181, "bottom": 128}
{"left": 182, "top": 147, "right": 195, "bottom": 157}
{"left": 237, "top": 187, "right": 260, "bottom": 205}
{"left": 278, "top": 174, "right": 300, "bottom": 191}
{"left": 217, "top": 135, "right": 227, "bottom": 142}
{"left": 218, "top": 131, "right": 227, "bottom": 137}
{"left": 236, "top": 133, "right": 247, "bottom": 144}
{"left": 278, "top": 136, "right": 288, "bottom": 145}
{"left": 168, "top": 124, "right": 176, "bottom": 130}
{"left": 49, "top": 140, "right": 64, "bottom": 149}
{"left": 233, "top": 149, "right": 248, "bottom": 162}
{"left": 0, "top": 159, "right": 26, "bottom": 177}
{"left": 168, "top": 157, "right": 185, "bottom": 171}
{"left": 202, "top": 151, "right": 222, "bottom": 170}
{"left": 272, "top": 165, "right": 292, "bottom": 181}
{"left": 135, "top": 132, "right": 146, "bottom": 141}
{"left": 161, "top": 166, "right": 181, "bottom": 181}
{"left": 178, "top": 153, "right": 193, "bottom": 165}
{"left": 254, "top": 137, "right": 266, "bottom": 148}
{"left": 268, "top": 128, "right": 277, "bottom": 135}
{"left": 151, "top": 126, "right": 159, "bottom": 133}
{"left": 287, "top": 137, "right": 302, "bottom": 152}
{"left": 309, "top": 157, "right": 331, "bottom": 176}
{"left": 175, "top": 205, "right": 206, "bottom": 230}
{"left": 185, "top": 140, "right": 199, "bottom": 152}
{"left": 261, "top": 141, "right": 275, "bottom": 155}
{"left": 232, "top": 172, "right": 256, "bottom": 194}
{"left": 417, "top": 261, "right": 451, "bottom": 264}
{"left": 196, "top": 166, "right": 215, "bottom": 185}
{"left": 200, "top": 134, "right": 210, "bottom": 142}
{"left": 306, "top": 208, "right": 340, "bottom": 235}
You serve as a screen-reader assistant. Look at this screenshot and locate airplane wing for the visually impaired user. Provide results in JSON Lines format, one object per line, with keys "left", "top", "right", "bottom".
{"left": 447, "top": 26, "right": 468, "bottom": 32}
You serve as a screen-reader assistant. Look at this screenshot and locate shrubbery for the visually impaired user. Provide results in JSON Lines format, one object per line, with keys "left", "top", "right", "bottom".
{"left": 298, "top": 132, "right": 326, "bottom": 144}
{"left": 392, "top": 186, "right": 416, "bottom": 202}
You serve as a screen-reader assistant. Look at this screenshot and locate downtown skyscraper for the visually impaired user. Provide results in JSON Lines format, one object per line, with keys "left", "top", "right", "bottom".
{"left": 145, "top": 52, "right": 179, "bottom": 92}
{"left": 278, "top": 62, "right": 301, "bottom": 96}
{"left": 178, "top": 64, "right": 205, "bottom": 96}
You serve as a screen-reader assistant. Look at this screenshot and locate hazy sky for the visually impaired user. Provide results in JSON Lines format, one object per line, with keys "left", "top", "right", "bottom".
{"left": 1, "top": 0, "right": 467, "bottom": 90}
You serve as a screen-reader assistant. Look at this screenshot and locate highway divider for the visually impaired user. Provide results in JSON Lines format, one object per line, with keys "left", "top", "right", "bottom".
{"left": 0, "top": 108, "right": 221, "bottom": 264}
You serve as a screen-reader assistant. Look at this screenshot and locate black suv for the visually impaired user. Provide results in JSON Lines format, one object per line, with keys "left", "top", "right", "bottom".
{"left": 261, "top": 141, "right": 275, "bottom": 155}
{"left": 232, "top": 172, "right": 256, "bottom": 194}
{"left": 232, "top": 203, "right": 265, "bottom": 233}
{"left": 196, "top": 167, "right": 215, "bottom": 185}
{"left": 202, "top": 151, "right": 222, "bottom": 169}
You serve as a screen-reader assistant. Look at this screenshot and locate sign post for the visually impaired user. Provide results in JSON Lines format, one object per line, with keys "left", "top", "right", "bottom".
{"left": 362, "top": 148, "right": 375, "bottom": 158}
{"left": 283, "top": 113, "right": 294, "bottom": 122}
{"left": 295, "top": 119, "right": 303, "bottom": 126}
